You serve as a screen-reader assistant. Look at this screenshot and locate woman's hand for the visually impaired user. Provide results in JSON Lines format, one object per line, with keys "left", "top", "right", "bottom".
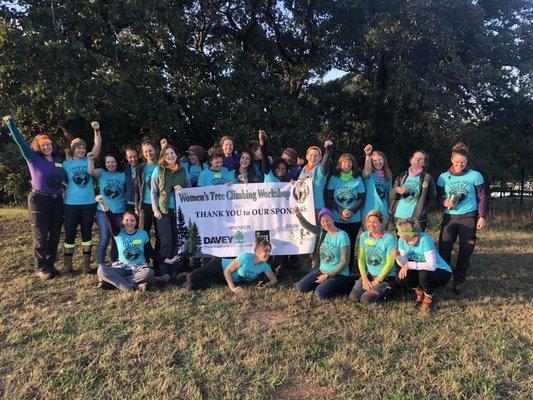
{"left": 364, "top": 144, "right": 373, "bottom": 156}
{"left": 395, "top": 186, "right": 408, "bottom": 195}
{"left": 391, "top": 249, "right": 400, "bottom": 258}
{"left": 231, "top": 286, "right": 243, "bottom": 294}
{"left": 340, "top": 209, "right": 352, "bottom": 220}
{"left": 91, "top": 121, "right": 100, "bottom": 131}
{"left": 315, "top": 273, "right": 328, "bottom": 283}
{"left": 2, "top": 115, "right": 13, "bottom": 123}
{"left": 362, "top": 277, "right": 372, "bottom": 291}
{"left": 398, "top": 265, "right": 409, "bottom": 280}
{"left": 154, "top": 210, "right": 162, "bottom": 220}
{"left": 165, "top": 255, "right": 181, "bottom": 264}
{"left": 443, "top": 199, "right": 454, "bottom": 209}
{"left": 258, "top": 129, "right": 266, "bottom": 145}
{"left": 324, "top": 140, "right": 333, "bottom": 149}
{"left": 173, "top": 184, "right": 182, "bottom": 191}
{"left": 95, "top": 195, "right": 104, "bottom": 204}
{"left": 87, "top": 152, "right": 95, "bottom": 160}
{"left": 477, "top": 217, "right": 486, "bottom": 230}
{"left": 160, "top": 138, "right": 168, "bottom": 148}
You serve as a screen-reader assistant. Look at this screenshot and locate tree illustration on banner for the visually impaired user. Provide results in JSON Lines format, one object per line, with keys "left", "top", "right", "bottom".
{"left": 176, "top": 208, "right": 188, "bottom": 252}
{"left": 186, "top": 219, "right": 202, "bottom": 256}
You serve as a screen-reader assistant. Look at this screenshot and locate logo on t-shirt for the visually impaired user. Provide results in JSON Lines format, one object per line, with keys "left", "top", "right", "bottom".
{"left": 403, "top": 180, "right": 420, "bottom": 203}
{"left": 319, "top": 242, "right": 335, "bottom": 263}
{"left": 72, "top": 166, "right": 90, "bottom": 186}
{"left": 448, "top": 181, "right": 469, "bottom": 203}
{"left": 103, "top": 180, "right": 122, "bottom": 199}
{"left": 375, "top": 176, "right": 388, "bottom": 199}
{"left": 121, "top": 237, "right": 142, "bottom": 261}
{"left": 335, "top": 187, "right": 357, "bottom": 208}
{"left": 365, "top": 246, "right": 383, "bottom": 266}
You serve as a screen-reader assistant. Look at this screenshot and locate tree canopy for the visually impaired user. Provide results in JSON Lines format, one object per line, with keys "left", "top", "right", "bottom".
{"left": 0, "top": 0, "right": 531, "bottom": 202}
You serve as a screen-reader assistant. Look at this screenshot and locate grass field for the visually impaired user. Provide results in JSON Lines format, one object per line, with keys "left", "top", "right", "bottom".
{"left": 0, "top": 207, "right": 531, "bottom": 400}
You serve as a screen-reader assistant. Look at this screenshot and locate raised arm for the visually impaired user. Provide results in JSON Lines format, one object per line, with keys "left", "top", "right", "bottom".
{"left": 90, "top": 121, "right": 102, "bottom": 158}
{"left": 258, "top": 130, "right": 272, "bottom": 175}
{"left": 151, "top": 169, "right": 162, "bottom": 220}
{"left": 95, "top": 195, "right": 121, "bottom": 236}
{"left": 3, "top": 116, "right": 32, "bottom": 161}
{"left": 362, "top": 144, "right": 373, "bottom": 178}
{"left": 320, "top": 140, "right": 333, "bottom": 176}
{"left": 293, "top": 207, "right": 321, "bottom": 235}
{"left": 87, "top": 152, "right": 101, "bottom": 178}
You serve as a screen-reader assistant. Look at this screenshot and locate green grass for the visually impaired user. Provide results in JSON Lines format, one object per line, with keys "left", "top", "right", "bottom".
{"left": 0, "top": 207, "right": 531, "bottom": 399}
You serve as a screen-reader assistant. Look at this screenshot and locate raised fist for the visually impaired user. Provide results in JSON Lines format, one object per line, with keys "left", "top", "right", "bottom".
{"left": 91, "top": 121, "right": 100, "bottom": 131}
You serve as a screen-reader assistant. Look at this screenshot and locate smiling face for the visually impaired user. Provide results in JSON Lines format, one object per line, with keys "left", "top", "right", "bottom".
{"left": 410, "top": 151, "right": 426, "bottom": 169}
{"left": 367, "top": 215, "right": 382, "bottom": 234}
{"left": 122, "top": 212, "right": 137, "bottom": 232}
{"left": 164, "top": 147, "right": 177, "bottom": 165}
{"left": 340, "top": 157, "right": 353, "bottom": 173}
{"left": 104, "top": 156, "right": 117, "bottom": 172}
{"left": 451, "top": 154, "right": 468, "bottom": 173}
{"left": 274, "top": 162, "right": 287, "bottom": 178}
{"left": 142, "top": 144, "right": 156, "bottom": 163}
{"left": 255, "top": 245, "right": 271, "bottom": 262}
{"left": 39, "top": 141, "right": 53, "bottom": 156}
{"left": 210, "top": 156, "right": 223, "bottom": 171}
{"left": 188, "top": 152, "right": 199, "bottom": 165}
{"left": 221, "top": 139, "right": 234, "bottom": 156}
{"left": 320, "top": 214, "right": 335, "bottom": 232}
{"left": 126, "top": 149, "right": 139, "bottom": 166}
{"left": 372, "top": 154, "right": 384, "bottom": 171}
{"left": 74, "top": 145, "right": 86, "bottom": 159}
{"left": 306, "top": 148, "right": 321, "bottom": 167}
{"left": 239, "top": 152, "right": 251, "bottom": 169}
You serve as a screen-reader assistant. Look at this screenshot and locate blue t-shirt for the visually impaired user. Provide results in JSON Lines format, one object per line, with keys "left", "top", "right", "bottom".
{"left": 359, "top": 231, "right": 397, "bottom": 277}
{"left": 398, "top": 233, "right": 451, "bottom": 272}
{"left": 142, "top": 163, "right": 158, "bottom": 205}
{"left": 319, "top": 229, "right": 350, "bottom": 276}
{"left": 181, "top": 161, "right": 208, "bottom": 187}
{"left": 151, "top": 167, "right": 190, "bottom": 210}
{"left": 327, "top": 175, "right": 366, "bottom": 223}
{"left": 198, "top": 168, "right": 229, "bottom": 187}
{"left": 263, "top": 170, "right": 281, "bottom": 183}
{"left": 114, "top": 229, "right": 150, "bottom": 265}
{"left": 362, "top": 172, "right": 390, "bottom": 220}
{"left": 97, "top": 170, "right": 126, "bottom": 213}
{"left": 63, "top": 158, "right": 95, "bottom": 205}
{"left": 437, "top": 169, "right": 484, "bottom": 215}
{"left": 299, "top": 163, "right": 327, "bottom": 209}
{"left": 221, "top": 252, "right": 272, "bottom": 283}
{"left": 394, "top": 175, "right": 420, "bottom": 219}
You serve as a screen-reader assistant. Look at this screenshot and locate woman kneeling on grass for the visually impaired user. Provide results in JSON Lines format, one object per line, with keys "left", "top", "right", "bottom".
{"left": 95, "top": 195, "right": 181, "bottom": 292}
{"left": 294, "top": 207, "right": 353, "bottom": 299}
{"left": 393, "top": 219, "right": 452, "bottom": 312}
{"left": 182, "top": 238, "right": 278, "bottom": 293}
{"left": 349, "top": 210, "right": 398, "bottom": 303}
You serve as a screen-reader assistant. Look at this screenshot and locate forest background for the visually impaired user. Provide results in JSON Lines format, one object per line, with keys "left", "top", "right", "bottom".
{"left": 0, "top": 0, "right": 531, "bottom": 203}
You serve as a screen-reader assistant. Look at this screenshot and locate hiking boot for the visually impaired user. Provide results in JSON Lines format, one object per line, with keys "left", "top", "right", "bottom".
{"left": 63, "top": 253, "right": 73, "bottom": 274}
{"left": 419, "top": 295, "right": 433, "bottom": 312}
{"left": 414, "top": 288, "right": 424, "bottom": 304}
{"left": 35, "top": 269, "right": 54, "bottom": 280}
{"left": 81, "top": 251, "right": 92, "bottom": 275}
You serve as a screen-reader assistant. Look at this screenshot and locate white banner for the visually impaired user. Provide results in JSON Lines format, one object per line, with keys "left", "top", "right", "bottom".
{"left": 174, "top": 181, "right": 316, "bottom": 257}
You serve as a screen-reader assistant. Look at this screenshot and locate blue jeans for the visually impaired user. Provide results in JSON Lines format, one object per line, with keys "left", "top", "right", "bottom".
{"left": 295, "top": 269, "right": 353, "bottom": 299}
{"left": 96, "top": 210, "right": 122, "bottom": 265}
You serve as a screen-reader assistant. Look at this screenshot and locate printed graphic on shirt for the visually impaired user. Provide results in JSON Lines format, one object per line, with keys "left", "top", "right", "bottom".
{"left": 320, "top": 241, "right": 335, "bottom": 263}
{"left": 375, "top": 176, "right": 388, "bottom": 199}
{"left": 403, "top": 179, "right": 419, "bottom": 203}
{"left": 448, "top": 180, "right": 469, "bottom": 203}
{"left": 120, "top": 237, "right": 142, "bottom": 261}
{"left": 405, "top": 248, "right": 424, "bottom": 262}
{"left": 72, "top": 167, "right": 90, "bottom": 186}
{"left": 365, "top": 245, "right": 383, "bottom": 266}
{"left": 103, "top": 178, "right": 123, "bottom": 199}
{"left": 335, "top": 186, "right": 357, "bottom": 208}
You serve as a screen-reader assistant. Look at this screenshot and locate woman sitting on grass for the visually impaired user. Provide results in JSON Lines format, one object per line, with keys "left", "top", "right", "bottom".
{"left": 393, "top": 219, "right": 452, "bottom": 312}
{"left": 349, "top": 210, "right": 398, "bottom": 303}
{"left": 181, "top": 238, "right": 278, "bottom": 293}
{"left": 294, "top": 207, "right": 353, "bottom": 299}
{"left": 95, "top": 195, "right": 181, "bottom": 292}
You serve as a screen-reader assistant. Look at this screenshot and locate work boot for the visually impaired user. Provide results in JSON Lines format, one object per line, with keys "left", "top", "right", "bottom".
{"left": 81, "top": 251, "right": 92, "bottom": 274}
{"left": 63, "top": 253, "right": 73, "bottom": 274}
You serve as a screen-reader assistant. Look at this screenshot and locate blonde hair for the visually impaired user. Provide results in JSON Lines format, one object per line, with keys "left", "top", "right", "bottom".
{"left": 365, "top": 209, "right": 384, "bottom": 223}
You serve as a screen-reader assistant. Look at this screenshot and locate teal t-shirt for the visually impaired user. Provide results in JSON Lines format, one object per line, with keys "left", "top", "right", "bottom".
{"left": 326, "top": 175, "right": 366, "bottom": 223}
{"left": 198, "top": 167, "right": 229, "bottom": 187}
{"left": 151, "top": 167, "right": 190, "bottom": 210}
{"left": 263, "top": 170, "right": 281, "bottom": 183}
{"left": 362, "top": 172, "right": 390, "bottom": 220}
{"left": 299, "top": 163, "right": 327, "bottom": 209}
{"left": 394, "top": 175, "right": 420, "bottom": 219}
{"left": 114, "top": 228, "right": 149, "bottom": 265}
{"left": 97, "top": 170, "right": 126, "bottom": 213}
{"left": 398, "top": 233, "right": 451, "bottom": 272}
{"left": 142, "top": 163, "right": 158, "bottom": 205}
{"left": 63, "top": 158, "right": 95, "bottom": 205}
{"left": 221, "top": 252, "right": 272, "bottom": 282}
{"left": 181, "top": 161, "right": 208, "bottom": 187}
{"left": 437, "top": 169, "right": 484, "bottom": 215}
{"left": 319, "top": 229, "right": 350, "bottom": 276}
{"left": 359, "top": 231, "right": 397, "bottom": 277}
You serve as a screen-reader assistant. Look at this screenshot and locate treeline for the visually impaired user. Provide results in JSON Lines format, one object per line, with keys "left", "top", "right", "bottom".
{"left": 0, "top": 0, "right": 531, "bottom": 203}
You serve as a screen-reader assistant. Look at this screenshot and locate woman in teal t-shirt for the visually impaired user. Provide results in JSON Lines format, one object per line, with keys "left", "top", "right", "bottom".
{"left": 393, "top": 219, "right": 452, "bottom": 312}
{"left": 88, "top": 153, "right": 126, "bottom": 267}
{"left": 62, "top": 121, "right": 102, "bottom": 274}
{"left": 198, "top": 147, "right": 230, "bottom": 187}
{"left": 181, "top": 238, "right": 278, "bottom": 292}
{"left": 325, "top": 153, "right": 366, "bottom": 272}
{"left": 294, "top": 207, "right": 353, "bottom": 299}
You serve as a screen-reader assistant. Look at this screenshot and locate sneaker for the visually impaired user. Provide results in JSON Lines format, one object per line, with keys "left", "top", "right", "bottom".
{"left": 414, "top": 288, "right": 424, "bottom": 304}
{"left": 419, "top": 295, "right": 433, "bottom": 312}
{"left": 35, "top": 269, "right": 54, "bottom": 280}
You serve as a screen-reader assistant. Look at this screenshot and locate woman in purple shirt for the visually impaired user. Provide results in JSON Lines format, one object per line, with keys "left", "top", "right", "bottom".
{"left": 3, "top": 115, "right": 66, "bottom": 280}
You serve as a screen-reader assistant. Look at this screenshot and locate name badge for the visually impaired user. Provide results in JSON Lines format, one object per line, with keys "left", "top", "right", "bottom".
{"left": 214, "top": 172, "right": 222, "bottom": 179}
{"left": 132, "top": 239, "right": 142, "bottom": 245}
{"left": 364, "top": 239, "right": 374, "bottom": 246}
{"left": 55, "top": 163, "right": 63, "bottom": 168}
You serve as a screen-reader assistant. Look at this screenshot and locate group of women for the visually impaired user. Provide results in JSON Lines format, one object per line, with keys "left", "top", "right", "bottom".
{"left": 4, "top": 114, "right": 487, "bottom": 311}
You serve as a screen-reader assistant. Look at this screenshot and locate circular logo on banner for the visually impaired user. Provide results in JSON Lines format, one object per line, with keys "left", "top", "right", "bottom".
{"left": 293, "top": 180, "right": 309, "bottom": 204}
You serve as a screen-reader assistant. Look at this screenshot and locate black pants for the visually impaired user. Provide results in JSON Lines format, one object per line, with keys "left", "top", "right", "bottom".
{"left": 63, "top": 203, "right": 97, "bottom": 246}
{"left": 186, "top": 258, "right": 226, "bottom": 290}
{"left": 395, "top": 269, "right": 451, "bottom": 295}
{"left": 140, "top": 202, "right": 155, "bottom": 236}
{"left": 439, "top": 214, "right": 477, "bottom": 284}
{"left": 334, "top": 221, "right": 360, "bottom": 274}
{"left": 155, "top": 209, "right": 177, "bottom": 276}
{"left": 28, "top": 191, "right": 63, "bottom": 271}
